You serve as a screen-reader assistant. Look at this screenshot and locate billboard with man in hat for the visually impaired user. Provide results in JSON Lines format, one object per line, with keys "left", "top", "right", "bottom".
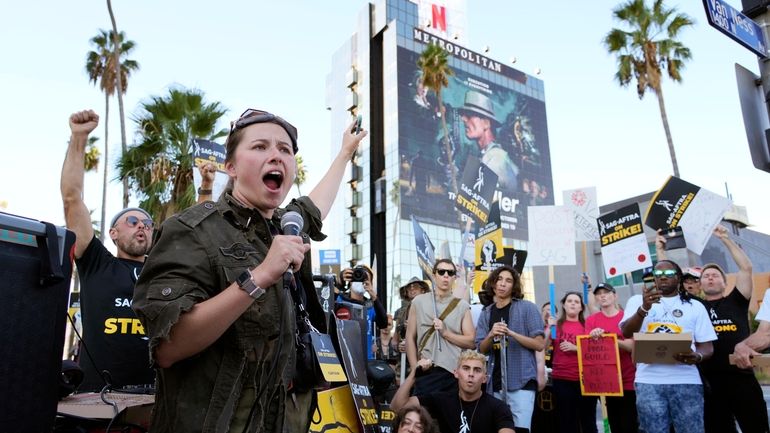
{"left": 396, "top": 45, "right": 552, "bottom": 241}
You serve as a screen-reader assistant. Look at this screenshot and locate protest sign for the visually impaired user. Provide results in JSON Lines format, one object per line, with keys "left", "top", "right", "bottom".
{"left": 527, "top": 206, "right": 576, "bottom": 266}
{"left": 644, "top": 176, "right": 732, "bottom": 255}
{"left": 411, "top": 216, "right": 436, "bottom": 280}
{"left": 336, "top": 319, "right": 378, "bottom": 431}
{"left": 310, "top": 385, "right": 362, "bottom": 433}
{"left": 473, "top": 248, "right": 528, "bottom": 295}
{"left": 598, "top": 203, "right": 651, "bottom": 277}
{"left": 456, "top": 156, "right": 498, "bottom": 226}
{"left": 191, "top": 138, "right": 228, "bottom": 200}
{"left": 563, "top": 187, "right": 600, "bottom": 241}
{"left": 577, "top": 334, "right": 623, "bottom": 396}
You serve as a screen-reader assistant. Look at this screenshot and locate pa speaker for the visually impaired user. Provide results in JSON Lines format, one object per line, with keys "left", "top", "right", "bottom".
{"left": 0, "top": 212, "right": 75, "bottom": 433}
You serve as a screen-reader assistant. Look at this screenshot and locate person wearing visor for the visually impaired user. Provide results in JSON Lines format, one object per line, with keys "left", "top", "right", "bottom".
{"left": 132, "top": 109, "right": 367, "bottom": 433}
{"left": 681, "top": 267, "right": 702, "bottom": 298}
{"left": 61, "top": 110, "right": 156, "bottom": 392}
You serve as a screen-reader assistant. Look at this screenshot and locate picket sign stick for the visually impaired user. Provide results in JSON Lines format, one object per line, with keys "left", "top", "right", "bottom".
{"left": 400, "top": 352, "right": 406, "bottom": 384}
{"left": 457, "top": 218, "right": 474, "bottom": 304}
{"left": 582, "top": 241, "right": 589, "bottom": 303}
{"left": 600, "top": 396, "right": 611, "bottom": 433}
{"left": 549, "top": 265, "right": 556, "bottom": 339}
{"left": 427, "top": 273, "right": 442, "bottom": 352}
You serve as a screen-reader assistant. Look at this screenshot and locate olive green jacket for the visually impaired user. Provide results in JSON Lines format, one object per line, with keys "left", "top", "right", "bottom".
{"left": 133, "top": 193, "right": 327, "bottom": 433}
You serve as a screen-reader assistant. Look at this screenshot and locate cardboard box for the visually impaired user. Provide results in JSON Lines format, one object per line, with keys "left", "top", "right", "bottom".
{"left": 729, "top": 353, "right": 770, "bottom": 367}
{"left": 633, "top": 332, "right": 692, "bottom": 364}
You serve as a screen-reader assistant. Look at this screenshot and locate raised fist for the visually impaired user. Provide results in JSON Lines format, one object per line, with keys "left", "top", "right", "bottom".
{"left": 69, "top": 110, "right": 99, "bottom": 136}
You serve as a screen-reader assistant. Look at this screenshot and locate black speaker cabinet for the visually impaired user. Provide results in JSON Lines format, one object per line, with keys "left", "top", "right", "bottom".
{"left": 0, "top": 212, "right": 75, "bottom": 432}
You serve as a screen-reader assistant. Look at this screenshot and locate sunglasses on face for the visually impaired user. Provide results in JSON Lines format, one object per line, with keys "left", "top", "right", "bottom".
{"left": 123, "top": 215, "right": 153, "bottom": 230}
{"left": 230, "top": 109, "right": 298, "bottom": 152}
{"left": 435, "top": 269, "right": 456, "bottom": 277}
{"left": 653, "top": 269, "right": 677, "bottom": 277}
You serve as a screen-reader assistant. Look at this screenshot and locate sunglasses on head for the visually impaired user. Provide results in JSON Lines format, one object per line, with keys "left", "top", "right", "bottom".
{"left": 435, "top": 269, "right": 456, "bottom": 277}
{"left": 653, "top": 269, "right": 677, "bottom": 277}
{"left": 123, "top": 215, "right": 153, "bottom": 230}
{"left": 230, "top": 109, "right": 298, "bottom": 153}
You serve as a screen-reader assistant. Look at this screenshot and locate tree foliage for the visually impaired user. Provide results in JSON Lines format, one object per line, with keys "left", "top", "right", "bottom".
{"left": 118, "top": 87, "right": 227, "bottom": 222}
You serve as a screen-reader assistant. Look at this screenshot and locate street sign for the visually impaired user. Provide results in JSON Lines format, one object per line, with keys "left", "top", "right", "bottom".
{"left": 735, "top": 63, "right": 770, "bottom": 172}
{"left": 703, "top": 0, "right": 767, "bottom": 58}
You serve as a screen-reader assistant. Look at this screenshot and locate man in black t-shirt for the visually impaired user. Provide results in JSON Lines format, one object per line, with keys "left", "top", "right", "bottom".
{"left": 699, "top": 225, "right": 768, "bottom": 433}
{"left": 61, "top": 110, "right": 155, "bottom": 392}
{"left": 391, "top": 349, "right": 515, "bottom": 433}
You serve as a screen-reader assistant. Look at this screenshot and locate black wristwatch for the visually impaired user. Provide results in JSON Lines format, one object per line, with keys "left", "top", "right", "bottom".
{"left": 236, "top": 269, "right": 265, "bottom": 300}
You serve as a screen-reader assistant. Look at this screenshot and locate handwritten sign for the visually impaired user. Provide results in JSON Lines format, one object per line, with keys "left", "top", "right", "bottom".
{"left": 577, "top": 334, "right": 623, "bottom": 396}
{"left": 527, "top": 206, "right": 576, "bottom": 266}
{"left": 562, "top": 187, "right": 599, "bottom": 241}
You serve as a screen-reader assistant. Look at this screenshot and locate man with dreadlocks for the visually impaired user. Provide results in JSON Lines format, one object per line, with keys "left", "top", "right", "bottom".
{"left": 620, "top": 260, "right": 717, "bottom": 433}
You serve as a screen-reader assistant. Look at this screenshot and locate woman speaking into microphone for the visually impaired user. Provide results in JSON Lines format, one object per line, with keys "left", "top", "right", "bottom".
{"left": 133, "top": 110, "right": 367, "bottom": 433}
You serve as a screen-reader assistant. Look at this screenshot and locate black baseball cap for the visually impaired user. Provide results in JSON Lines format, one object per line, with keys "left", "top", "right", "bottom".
{"left": 593, "top": 282, "right": 615, "bottom": 294}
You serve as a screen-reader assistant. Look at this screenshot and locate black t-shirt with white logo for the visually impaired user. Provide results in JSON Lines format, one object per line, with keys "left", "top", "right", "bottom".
{"left": 489, "top": 302, "right": 511, "bottom": 391}
{"left": 700, "top": 288, "right": 752, "bottom": 375}
{"left": 75, "top": 237, "right": 155, "bottom": 391}
{"left": 419, "top": 391, "right": 515, "bottom": 433}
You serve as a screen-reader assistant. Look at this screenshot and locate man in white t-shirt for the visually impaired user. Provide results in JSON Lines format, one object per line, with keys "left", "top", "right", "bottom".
{"left": 620, "top": 260, "right": 717, "bottom": 433}
{"left": 733, "top": 278, "right": 770, "bottom": 369}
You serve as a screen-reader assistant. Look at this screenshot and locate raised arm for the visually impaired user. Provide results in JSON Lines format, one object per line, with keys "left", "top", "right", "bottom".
{"left": 714, "top": 225, "right": 753, "bottom": 299}
{"left": 196, "top": 161, "right": 216, "bottom": 204}
{"left": 308, "top": 119, "right": 367, "bottom": 219}
{"left": 61, "top": 110, "right": 99, "bottom": 258}
{"left": 655, "top": 229, "right": 667, "bottom": 261}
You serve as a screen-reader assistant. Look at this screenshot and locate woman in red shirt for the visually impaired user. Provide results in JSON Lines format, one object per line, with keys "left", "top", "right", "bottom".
{"left": 546, "top": 291, "right": 597, "bottom": 433}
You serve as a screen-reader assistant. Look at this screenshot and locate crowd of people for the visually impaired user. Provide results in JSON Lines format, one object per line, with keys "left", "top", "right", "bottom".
{"left": 59, "top": 108, "right": 770, "bottom": 433}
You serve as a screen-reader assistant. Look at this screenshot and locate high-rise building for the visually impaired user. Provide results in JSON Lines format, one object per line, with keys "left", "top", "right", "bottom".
{"left": 325, "top": 0, "right": 553, "bottom": 309}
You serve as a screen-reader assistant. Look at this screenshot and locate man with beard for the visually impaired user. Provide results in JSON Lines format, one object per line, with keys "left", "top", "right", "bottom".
{"left": 620, "top": 260, "right": 716, "bottom": 433}
{"left": 61, "top": 110, "right": 155, "bottom": 392}
{"left": 698, "top": 225, "right": 768, "bottom": 433}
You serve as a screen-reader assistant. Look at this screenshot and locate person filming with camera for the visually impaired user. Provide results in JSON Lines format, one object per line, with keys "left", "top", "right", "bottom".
{"left": 336, "top": 265, "right": 389, "bottom": 359}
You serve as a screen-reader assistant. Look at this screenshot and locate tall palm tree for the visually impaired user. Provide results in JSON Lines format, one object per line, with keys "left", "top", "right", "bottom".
{"left": 86, "top": 29, "right": 138, "bottom": 239}
{"left": 118, "top": 87, "right": 227, "bottom": 223}
{"left": 106, "top": 0, "right": 132, "bottom": 207}
{"left": 294, "top": 155, "right": 307, "bottom": 196}
{"left": 417, "top": 43, "right": 458, "bottom": 197}
{"left": 604, "top": 0, "right": 693, "bottom": 177}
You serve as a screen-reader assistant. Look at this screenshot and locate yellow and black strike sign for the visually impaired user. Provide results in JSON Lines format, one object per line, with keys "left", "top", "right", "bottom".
{"left": 310, "top": 385, "right": 362, "bottom": 433}
{"left": 456, "top": 156, "right": 498, "bottom": 226}
{"left": 310, "top": 333, "right": 347, "bottom": 383}
{"left": 644, "top": 176, "right": 699, "bottom": 230}
{"left": 597, "top": 203, "right": 651, "bottom": 278}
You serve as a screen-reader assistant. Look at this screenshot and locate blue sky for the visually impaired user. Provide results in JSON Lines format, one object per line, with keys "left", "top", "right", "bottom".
{"left": 0, "top": 0, "right": 766, "bottom": 240}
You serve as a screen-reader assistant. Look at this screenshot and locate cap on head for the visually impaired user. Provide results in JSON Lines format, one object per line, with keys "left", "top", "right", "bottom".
{"left": 459, "top": 90, "right": 499, "bottom": 127}
{"left": 399, "top": 276, "right": 431, "bottom": 299}
{"left": 593, "top": 282, "right": 616, "bottom": 295}
{"left": 683, "top": 266, "right": 702, "bottom": 279}
{"left": 110, "top": 207, "right": 152, "bottom": 228}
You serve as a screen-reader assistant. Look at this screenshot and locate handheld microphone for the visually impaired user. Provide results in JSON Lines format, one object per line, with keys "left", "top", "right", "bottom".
{"left": 280, "top": 211, "right": 304, "bottom": 275}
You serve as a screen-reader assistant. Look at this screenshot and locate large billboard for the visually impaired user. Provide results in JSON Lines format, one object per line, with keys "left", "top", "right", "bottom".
{"left": 397, "top": 42, "right": 553, "bottom": 240}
